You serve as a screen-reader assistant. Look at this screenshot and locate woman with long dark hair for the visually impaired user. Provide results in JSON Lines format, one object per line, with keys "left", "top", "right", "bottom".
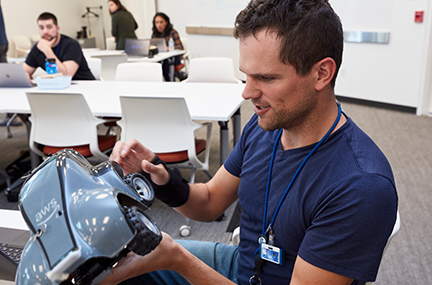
{"left": 108, "top": 0, "right": 138, "bottom": 50}
{"left": 151, "top": 12, "right": 185, "bottom": 81}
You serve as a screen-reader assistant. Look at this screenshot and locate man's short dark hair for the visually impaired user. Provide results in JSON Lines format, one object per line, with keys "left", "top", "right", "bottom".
{"left": 234, "top": 0, "right": 343, "bottom": 89}
{"left": 37, "top": 12, "right": 58, "bottom": 26}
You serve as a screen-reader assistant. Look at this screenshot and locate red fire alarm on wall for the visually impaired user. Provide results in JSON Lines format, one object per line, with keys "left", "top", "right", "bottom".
{"left": 415, "top": 11, "right": 424, "bottom": 23}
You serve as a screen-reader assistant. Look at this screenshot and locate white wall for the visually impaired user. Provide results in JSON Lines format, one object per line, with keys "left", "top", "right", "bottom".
{"left": 2, "top": 0, "right": 155, "bottom": 53}
{"left": 156, "top": 0, "right": 247, "bottom": 80}
{"left": 331, "top": 0, "right": 432, "bottom": 110}
{"left": 2, "top": 0, "right": 88, "bottom": 56}
{"left": 158, "top": 0, "right": 432, "bottom": 113}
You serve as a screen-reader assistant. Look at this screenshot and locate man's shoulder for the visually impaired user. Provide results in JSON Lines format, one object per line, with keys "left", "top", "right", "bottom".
{"left": 337, "top": 116, "right": 394, "bottom": 179}
{"left": 60, "top": 34, "right": 82, "bottom": 50}
{"left": 60, "top": 34, "right": 79, "bottom": 44}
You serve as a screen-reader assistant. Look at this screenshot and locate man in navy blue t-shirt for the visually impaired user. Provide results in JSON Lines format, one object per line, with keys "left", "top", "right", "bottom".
{"left": 23, "top": 12, "right": 94, "bottom": 81}
{"left": 103, "top": 1, "right": 398, "bottom": 284}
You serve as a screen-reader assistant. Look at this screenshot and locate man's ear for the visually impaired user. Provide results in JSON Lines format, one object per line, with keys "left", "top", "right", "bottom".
{"left": 314, "top": 57, "right": 336, "bottom": 91}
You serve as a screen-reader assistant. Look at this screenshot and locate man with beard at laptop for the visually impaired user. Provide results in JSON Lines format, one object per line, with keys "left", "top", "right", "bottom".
{"left": 23, "top": 12, "right": 95, "bottom": 81}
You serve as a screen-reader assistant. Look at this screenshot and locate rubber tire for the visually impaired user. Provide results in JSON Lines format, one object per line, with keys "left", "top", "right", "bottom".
{"left": 124, "top": 173, "right": 155, "bottom": 207}
{"left": 125, "top": 206, "right": 162, "bottom": 256}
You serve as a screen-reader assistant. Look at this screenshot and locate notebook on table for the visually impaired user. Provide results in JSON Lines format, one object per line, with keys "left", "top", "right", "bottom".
{"left": 0, "top": 63, "right": 35, "bottom": 88}
{"left": 124, "top": 39, "right": 150, "bottom": 58}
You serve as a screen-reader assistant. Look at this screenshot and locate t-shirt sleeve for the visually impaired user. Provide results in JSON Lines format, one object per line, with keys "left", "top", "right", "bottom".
{"left": 25, "top": 46, "right": 40, "bottom": 68}
{"left": 61, "top": 40, "right": 83, "bottom": 65}
{"left": 298, "top": 173, "right": 398, "bottom": 281}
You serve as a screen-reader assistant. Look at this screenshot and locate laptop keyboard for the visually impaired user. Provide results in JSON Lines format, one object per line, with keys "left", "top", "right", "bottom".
{"left": 0, "top": 243, "right": 23, "bottom": 265}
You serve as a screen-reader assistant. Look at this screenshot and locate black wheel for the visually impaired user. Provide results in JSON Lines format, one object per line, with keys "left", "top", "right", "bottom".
{"left": 124, "top": 206, "right": 162, "bottom": 256}
{"left": 124, "top": 173, "right": 155, "bottom": 207}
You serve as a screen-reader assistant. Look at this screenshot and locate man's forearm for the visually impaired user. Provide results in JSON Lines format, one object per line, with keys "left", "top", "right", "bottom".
{"left": 174, "top": 244, "right": 236, "bottom": 285}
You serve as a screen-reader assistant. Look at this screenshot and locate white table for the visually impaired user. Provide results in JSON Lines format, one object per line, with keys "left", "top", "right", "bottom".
{"left": 0, "top": 81, "right": 245, "bottom": 166}
{"left": 85, "top": 50, "right": 186, "bottom": 81}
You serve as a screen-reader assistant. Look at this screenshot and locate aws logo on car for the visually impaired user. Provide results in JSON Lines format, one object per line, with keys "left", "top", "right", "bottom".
{"left": 35, "top": 198, "right": 61, "bottom": 226}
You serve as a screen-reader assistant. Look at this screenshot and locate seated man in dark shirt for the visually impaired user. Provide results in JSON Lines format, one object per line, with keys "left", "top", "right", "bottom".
{"left": 23, "top": 12, "right": 95, "bottom": 81}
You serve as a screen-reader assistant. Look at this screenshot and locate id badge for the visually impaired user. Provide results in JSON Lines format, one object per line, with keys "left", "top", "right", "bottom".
{"left": 260, "top": 243, "right": 284, "bottom": 265}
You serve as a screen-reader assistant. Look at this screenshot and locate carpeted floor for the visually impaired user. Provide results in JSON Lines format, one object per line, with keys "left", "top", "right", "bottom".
{"left": 1, "top": 98, "right": 431, "bottom": 284}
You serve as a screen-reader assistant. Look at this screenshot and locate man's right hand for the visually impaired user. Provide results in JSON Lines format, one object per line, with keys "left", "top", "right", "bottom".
{"left": 36, "top": 38, "right": 56, "bottom": 57}
{"left": 110, "top": 139, "right": 170, "bottom": 186}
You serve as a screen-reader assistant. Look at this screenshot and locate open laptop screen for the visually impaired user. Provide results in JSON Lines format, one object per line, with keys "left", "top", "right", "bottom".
{"left": 124, "top": 39, "right": 150, "bottom": 57}
{"left": 150, "top": 38, "right": 167, "bottom": 53}
{"left": 0, "top": 63, "right": 34, "bottom": 88}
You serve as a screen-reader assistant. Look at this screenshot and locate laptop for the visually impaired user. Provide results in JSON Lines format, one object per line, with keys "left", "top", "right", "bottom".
{"left": 0, "top": 223, "right": 30, "bottom": 281}
{"left": 0, "top": 63, "right": 34, "bottom": 88}
{"left": 124, "top": 39, "right": 150, "bottom": 57}
{"left": 150, "top": 38, "right": 167, "bottom": 52}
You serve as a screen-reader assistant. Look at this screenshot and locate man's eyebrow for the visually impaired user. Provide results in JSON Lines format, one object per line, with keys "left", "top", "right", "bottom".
{"left": 239, "top": 67, "right": 280, "bottom": 77}
{"left": 241, "top": 71, "right": 279, "bottom": 79}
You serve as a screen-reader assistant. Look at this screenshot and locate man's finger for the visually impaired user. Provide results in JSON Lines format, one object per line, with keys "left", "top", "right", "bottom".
{"left": 141, "top": 160, "right": 170, "bottom": 185}
{"left": 126, "top": 139, "right": 154, "bottom": 160}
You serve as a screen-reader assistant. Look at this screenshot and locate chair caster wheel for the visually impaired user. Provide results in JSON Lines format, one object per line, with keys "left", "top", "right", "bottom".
{"left": 179, "top": 225, "right": 191, "bottom": 237}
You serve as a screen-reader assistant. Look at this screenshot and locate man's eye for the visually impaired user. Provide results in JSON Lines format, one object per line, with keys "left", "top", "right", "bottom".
{"left": 260, "top": 76, "right": 273, "bottom": 81}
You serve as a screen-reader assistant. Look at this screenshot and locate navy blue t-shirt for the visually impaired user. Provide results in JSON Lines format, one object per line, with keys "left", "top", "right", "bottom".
{"left": 25, "top": 34, "right": 95, "bottom": 80}
{"left": 224, "top": 113, "right": 398, "bottom": 284}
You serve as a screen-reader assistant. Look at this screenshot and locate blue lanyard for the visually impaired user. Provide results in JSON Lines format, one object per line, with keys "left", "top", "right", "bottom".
{"left": 261, "top": 103, "right": 342, "bottom": 236}
{"left": 54, "top": 38, "right": 61, "bottom": 57}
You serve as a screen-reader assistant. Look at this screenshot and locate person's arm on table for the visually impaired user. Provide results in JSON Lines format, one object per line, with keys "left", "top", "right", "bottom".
{"left": 23, "top": 63, "right": 36, "bottom": 81}
{"left": 36, "top": 38, "right": 79, "bottom": 77}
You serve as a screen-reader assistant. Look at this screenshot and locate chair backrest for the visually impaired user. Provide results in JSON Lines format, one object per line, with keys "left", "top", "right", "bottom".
{"left": 362, "top": 210, "right": 400, "bottom": 285}
{"left": 115, "top": 62, "right": 163, "bottom": 82}
{"left": 13, "top": 36, "right": 32, "bottom": 57}
{"left": 87, "top": 57, "right": 102, "bottom": 80}
{"left": 106, "top": 37, "right": 116, "bottom": 50}
{"left": 183, "top": 57, "right": 241, "bottom": 83}
{"left": 26, "top": 92, "right": 107, "bottom": 159}
{"left": 91, "top": 54, "right": 128, "bottom": 81}
{"left": 118, "top": 96, "right": 200, "bottom": 153}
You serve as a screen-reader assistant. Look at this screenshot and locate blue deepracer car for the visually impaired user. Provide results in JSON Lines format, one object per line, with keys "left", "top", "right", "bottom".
{"left": 16, "top": 149, "right": 162, "bottom": 285}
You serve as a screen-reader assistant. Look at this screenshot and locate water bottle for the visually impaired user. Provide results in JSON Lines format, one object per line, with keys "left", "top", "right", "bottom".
{"left": 168, "top": 37, "right": 174, "bottom": 52}
{"left": 45, "top": 58, "right": 58, "bottom": 74}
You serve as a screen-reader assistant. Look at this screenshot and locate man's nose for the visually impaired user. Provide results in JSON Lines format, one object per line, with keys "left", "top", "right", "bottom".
{"left": 242, "top": 78, "right": 261, "bottom": 100}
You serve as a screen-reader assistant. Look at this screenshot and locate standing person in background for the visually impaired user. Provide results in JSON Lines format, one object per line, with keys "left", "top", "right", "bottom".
{"left": 0, "top": 0, "right": 21, "bottom": 127}
{"left": 151, "top": 12, "right": 186, "bottom": 81}
{"left": 0, "top": 0, "right": 7, "bottom": 63}
{"left": 108, "top": 0, "right": 138, "bottom": 50}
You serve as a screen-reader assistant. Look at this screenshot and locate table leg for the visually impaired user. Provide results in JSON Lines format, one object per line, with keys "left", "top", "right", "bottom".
{"left": 233, "top": 108, "right": 241, "bottom": 145}
{"left": 168, "top": 57, "right": 175, "bottom": 82}
{"left": 18, "top": 114, "right": 41, "bottom": 169}
{"left": 218, "top": 121, "right": 229, "bottom": 166}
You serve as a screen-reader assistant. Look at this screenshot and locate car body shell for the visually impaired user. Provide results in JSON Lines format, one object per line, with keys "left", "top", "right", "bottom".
{"left": 16, "top": 149, "right": 149, "bottom": 284}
